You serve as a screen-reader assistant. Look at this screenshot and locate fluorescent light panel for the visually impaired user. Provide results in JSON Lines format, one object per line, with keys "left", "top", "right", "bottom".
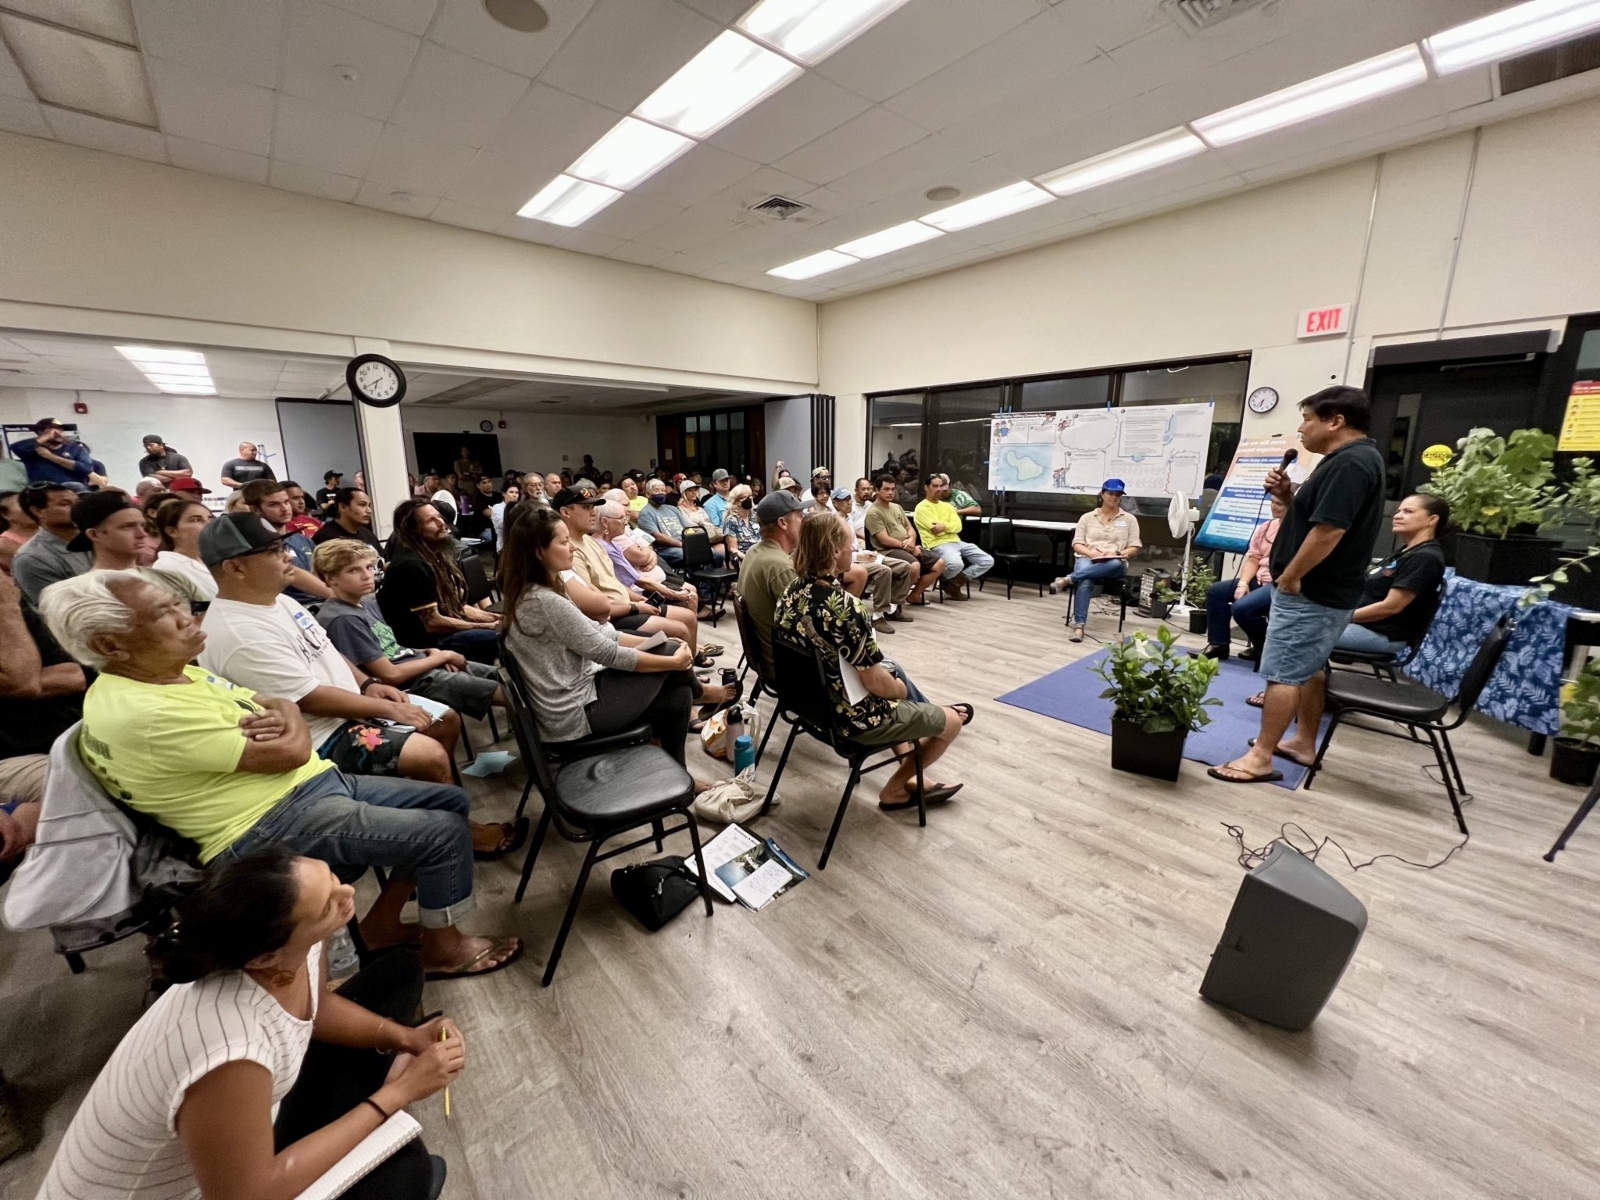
{"left": 568, "top": 117, "right": 694, "bottom": 190}
{"left": 740, "top": 0, "right": 910, "bottom": 64}
{"left": 117, "top": 345, "right": 205, "bottom": 365}
{"left": 921, "top": 181, "right": 1055, "bottom": 232}
{"left": 116, "top": 344, "right": 215, "bottom": 394}
{"left": 835, "top": 220, "right": 943, "bottom": 259}
{"left": 516, "top": 174, "right": 624, "bottom": 225}
{"left": 1039, "top": 127, "right": 1206, "bottom": 196}
{"left": 1425, "top": 0, "right": 1600, "bottom": 73}
{"left": 1192, "top": 46, "right": 1428, "bottom": 146}
{"left": 768, "top": 249, "right": 858, "bottom": 280}
{"left": 636, "top": 31, "right": 801, "bottom": 138}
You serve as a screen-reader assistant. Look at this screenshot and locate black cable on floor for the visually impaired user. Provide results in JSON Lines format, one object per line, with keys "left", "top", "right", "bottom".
{"left": 1222, "top": 820, "right": 1470, "bottom": 874}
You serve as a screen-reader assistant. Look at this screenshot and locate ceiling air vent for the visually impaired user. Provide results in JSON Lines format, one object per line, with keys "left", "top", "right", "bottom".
{"left": 1162, "top": 0, "right": 1276, "bottom": 34}
{"left": 748, "top": 195, "right": 809, "bottom": 220}
{"left": 1499, "top": 30, "right": 1600, "bottom": 95}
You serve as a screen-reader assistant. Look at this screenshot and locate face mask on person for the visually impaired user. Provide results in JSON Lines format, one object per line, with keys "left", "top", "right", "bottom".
{"left": 648, "top": 493, "right": 669, "bottom": 507}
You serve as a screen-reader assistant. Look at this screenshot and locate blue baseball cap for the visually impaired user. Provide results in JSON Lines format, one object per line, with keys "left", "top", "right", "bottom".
{"left": 1101, "top": 478, "right": 1126, "bottom": 493}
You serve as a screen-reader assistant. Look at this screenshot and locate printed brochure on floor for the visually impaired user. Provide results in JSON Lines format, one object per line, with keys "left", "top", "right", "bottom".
{"left": 686, "top": 822, "right": 809, "bottom": 910}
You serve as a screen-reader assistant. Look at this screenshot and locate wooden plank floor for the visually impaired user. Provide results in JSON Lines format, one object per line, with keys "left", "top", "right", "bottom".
{"left": 5, "top": 586, "right": 1600, "bottom": 1199}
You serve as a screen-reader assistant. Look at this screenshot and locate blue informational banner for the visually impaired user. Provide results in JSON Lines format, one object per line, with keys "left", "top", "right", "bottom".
{"left": 1196, "top": 436, "right": 1306, "bottom": 553}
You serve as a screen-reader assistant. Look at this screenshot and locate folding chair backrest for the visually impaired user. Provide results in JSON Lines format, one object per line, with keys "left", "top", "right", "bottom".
{"left": 990, "top": 517, "right": 1018, "bottom": 553}
{"left": 1401, "top": 577, "right": 1447, "bottom": 659}
{"left": 1455, "top": 617, "right": 1514, "bottom": 714}
{"left": 732, "top": 591, "right": 771, "bottom": 679}
{"left": 770, "top": 629, "right": 839, "bottom": 741}
{"left": 681, "top": 526, "right": 714, "bottom": 569}
{"left": 459, "top": 551, "right": 493, "bottom": 606}
{"left": 495, "top": 636, "right": 562, "bottom": 799}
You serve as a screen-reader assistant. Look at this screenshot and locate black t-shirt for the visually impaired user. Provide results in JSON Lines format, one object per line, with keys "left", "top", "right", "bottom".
{"left": 315, "top": 486, "right": 340, "bottom": 511}
{"left": 1270, "top": 437, "right": 1386, "bottom": 610}
{"left": 376, "top": 549, "right": 444, "bottom": 650}
{"left": 0, "top": 604, "right": 86, "bottom": 757}
{"left": 312, "top": 520, "right": 385, "bottom": 556}
{"left": 138, "top": 450, "right": 192, "bottom": 477}
{"left": 1357, "top": 540, "right": 1447, "bottom": 644}
{"left": 221, "top": 458, "right": 275, "bottom": 485}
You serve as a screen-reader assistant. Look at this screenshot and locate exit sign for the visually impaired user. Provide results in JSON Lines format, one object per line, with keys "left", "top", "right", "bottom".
{"left": 1297, "top": 304, "right": 1350, "bottom": 339}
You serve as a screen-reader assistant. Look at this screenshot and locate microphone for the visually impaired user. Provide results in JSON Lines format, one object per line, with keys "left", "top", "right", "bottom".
{"left": 1266, "top": 448, "right": 1297, "bottom": 490}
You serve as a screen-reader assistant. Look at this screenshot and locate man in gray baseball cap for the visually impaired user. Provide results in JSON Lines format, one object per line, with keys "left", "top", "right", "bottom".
{"left": 197, "top": 512, "right": 289, "bottom": 567}
{"left": 704, "top": 468, "right": 733, "bottom": 526}
{"left": 738, "top": 490, "right": 807, "bottom": 668}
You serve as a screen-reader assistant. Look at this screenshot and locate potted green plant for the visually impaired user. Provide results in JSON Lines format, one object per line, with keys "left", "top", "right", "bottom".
{"left": 1092, "top": 625, "right": 1222, "bottom": 781}
{"left": 1544, "top": 456, "right": 1600, "bottom": 608}
{"left": 1144, "top": 580, "right": 1178, "bottom": 621}
{"left": 1553, "top": 657, "right": 1600, "bottom": 786}
{"left": 1183, "top": 556, "right": 1216, "bottom": 634}
{"left": 1422, "top": 427, "right": 1562, "bottom": 584}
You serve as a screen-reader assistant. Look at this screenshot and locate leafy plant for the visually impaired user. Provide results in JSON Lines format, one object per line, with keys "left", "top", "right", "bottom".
{"left": 1184, "top": 555, "right": 1217, "bottom": 607}
{"left": 1560, "top": 656, "right": 1600, "bottom": 747}
{"left": 1152, "top": 580, "right": 1180, "bottom": 605}
{"left": 1093, "top": 625, "right": 1222, "bottom": 734}
{"left": 1422, "top": 427, "right": 1558, "bottom": 538}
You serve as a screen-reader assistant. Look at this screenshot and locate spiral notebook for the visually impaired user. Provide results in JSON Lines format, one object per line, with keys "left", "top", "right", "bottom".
{"left": 293, "top": 1111, "right": 421, "bottom": 1200}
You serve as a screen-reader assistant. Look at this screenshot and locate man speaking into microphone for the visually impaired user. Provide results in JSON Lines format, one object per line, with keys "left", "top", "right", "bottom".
{"left": 1211, "top": 386, "right": 1386, "bottom": 785}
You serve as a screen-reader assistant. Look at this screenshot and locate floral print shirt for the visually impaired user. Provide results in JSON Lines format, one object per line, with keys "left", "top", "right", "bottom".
{"left": 773, "top": 575, "right": 896, "bottom": 736}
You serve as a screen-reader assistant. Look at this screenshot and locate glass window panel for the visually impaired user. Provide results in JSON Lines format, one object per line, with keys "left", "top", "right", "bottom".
{"left": 1579, "top": 328, "right": 1600, "bottom": 373}
{"left": 732, "top": 411, "right": 745, "bottom": 428}
{"left": 869, "top": 393, "right": 923, "bottom": 506}
{"left": 1018, "top": 374, "right": 1110, "bottom": 411}
{"left": 715, "top": 412, "right": 728, "bottom": 430}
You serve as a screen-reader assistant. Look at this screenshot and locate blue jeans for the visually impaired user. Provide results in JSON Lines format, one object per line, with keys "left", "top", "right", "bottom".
{"left": 1336, "top": 623, "right": 1408, "bottom": 655}
{"left": 223, "top": 769, "right": 475, "bottom": 927}
{"left": 884, "top": 660, "right": 927, "bottom": 703}
{"left": 1071, "top": 556, "right": 1127, "bottom": 625}
{"left": 1205, "top": 578, "right": 1274, "bottom": 649}
{"left": 439, "top": 627, "right": 499, "bottom": 664}
{"left": 933, "top": 541, "right": 993, "bottom": 582}
{"left": 1259, "top": 591, "right": 1354, "bottom": 686}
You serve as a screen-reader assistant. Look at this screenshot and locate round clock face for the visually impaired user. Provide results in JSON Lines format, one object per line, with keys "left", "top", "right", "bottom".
{"left": 346, "top": 354, "right": 406, "bottom": 408}
{"left": 1247, "top": 386, "right": 1280, "bottom": 414}
{"left": 479, "top": 420, "right": 494, "bottom": 433}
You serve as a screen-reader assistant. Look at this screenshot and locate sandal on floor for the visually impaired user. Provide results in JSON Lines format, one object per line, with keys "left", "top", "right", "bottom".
{"left": 951, "top": 702, "right": 975, "bottom": 726}
{"left": 880, "top": 782, "right": 963, "bottom": 810}
{"left": 1206, "top": 764, "right": 1283, "bottom": 785}
{"left": 697, "top": 679, "right": 743, "bottom": 721}
{"left": 472, "top": 816, "right": 530, "bottom": 861}
{"left": 424, "top": 936, "right": 524, "bottom": 981}
{"left": 1248, "top": 738, "right": 1315, "bottom": 768}
{"left": 694, "top": 652, "right": 717, "bottom": 669}
{"left": 700, "top": 642, "right": 725, "bottom": 657}
{"left": 1247, "top": 691, "right": 1266, "bottom": 708}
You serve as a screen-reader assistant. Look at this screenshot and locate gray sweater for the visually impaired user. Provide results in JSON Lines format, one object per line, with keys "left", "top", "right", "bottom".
{"left": 505, "top": 584, "right": 639, "bottom": 742}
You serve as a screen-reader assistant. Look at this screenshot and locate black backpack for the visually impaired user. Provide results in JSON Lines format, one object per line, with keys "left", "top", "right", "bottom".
{"left": 610, "top": 856, "right": 702, "bottom": 931}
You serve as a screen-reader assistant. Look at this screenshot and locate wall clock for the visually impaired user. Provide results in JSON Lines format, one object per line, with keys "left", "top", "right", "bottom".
{"left": 479, "top": 420, "right": 494, "bottom": 432}
{"left": 346, "top": 354, "right": 406, "bottom": 407}
{"left": 1247, "top": 385, "right": 1279, "bottom": 414}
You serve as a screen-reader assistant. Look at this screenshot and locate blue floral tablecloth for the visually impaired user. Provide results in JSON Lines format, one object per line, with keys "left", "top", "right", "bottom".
{"left": 1407, "top": 574, "right": 1576, "bottom": 736}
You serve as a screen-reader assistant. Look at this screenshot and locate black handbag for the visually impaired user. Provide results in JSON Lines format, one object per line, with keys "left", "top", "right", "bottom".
{"left": 610, "top": 856, "right": 700, "bottom": 931}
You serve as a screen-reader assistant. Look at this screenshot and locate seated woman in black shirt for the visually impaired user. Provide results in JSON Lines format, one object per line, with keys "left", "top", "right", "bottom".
{"left": 1335, "top": 493, "right": 1450, "bottom": 656}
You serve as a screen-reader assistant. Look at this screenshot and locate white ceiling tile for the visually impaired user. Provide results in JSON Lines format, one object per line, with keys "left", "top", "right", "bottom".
{"left": 166, "top": 135, "right": 269, "bottom": 183}
{"left": 634, "top": 142, "right": 760, "bottom": 210}
{"left": 269, "top": 158, "right": 361, "bottom": 201}
{"left": 0, "top": 95, "right": 49, "bottom": 136}
{"left": 272, "top": 94, "right": 383, "bottom": 176}
{"left": 7, "top": 0, "right": 138, "bottom": 43}
{"left": 362, "top": 123, "right": 476, "bottom": 193}
{"left": 933, "top": 53, "right": 1146, "bottom": 161}
{"left": 700, "top": 164, "right": 817, "bottom": 212}
{"left": 984, "top": 216, "right": 1102, "bottom": 256}
{"left": 579, "top": 190, "right": 684, "bottom": 240}
{"left": 131, "top": 0, "right": 285, "bottom": 89}
{"left": 773, "top": 106, "right": 928, "bottom": 187}
{"left": 494, "top": 213, "right": 565, "bottom": 245}
{"left": 426, "top": 0, "right": 597, "bottom": 78}
{"left": 1090, "top": 173, "right": 1260, "bottom": 227}
{"left": 631, "top": 204, "right": 743, "bottom": 253}
{"left": 1071, "top": 152, "right": 1243, "bottom": 218}
{"left": 652, "top": 250, "right": 718, "bottom": 277}
{"left": 2, "top": 14, "right": 155, "bottom": 124}
{"left": 538, "top": 0, "right": 720, "bottom": 113}
{"left": 320, "top": 0, "right": 439, "bottom": 35}
{"left": 443, "top": 149, "right": 548, "bottom": 211}
{"left": 388, "top": 41, "right": 529, "bottom": 147}
{"left": 983, "top": 90, "right": 1187, "bottom": 182}
{"left": 0, "top": 36, "right": 33, "bottom": 99}
{"left": 280, "top": 0, "right": 422, "bottom": 121}
{"left": 478, "top": 80, "right": 621, "bottom": 165}
{"left": 822, "top": 132, "right": 982, "bottom": 206}
{"left": 707, "top": 70, "right": 871, "bottom": 164}
{"left": 147, "top": 57, "right": 275, "bottom": 154}
{"left": 812, "top": 0, "right": 1041, "bottom": 102}
{"left": 353, "top": 178, "right": 441, "bottom": 216}
{"left": 430, "top": 198, "right": 509, "bottom": 231}
{"left": 674, "top": 0, "right": 747, "bottom": 21}
{"left": 605, "top": 241, "right": 675, "bottom": 267}
{"left": 43, "top": 105, "right": 166, "bottom": 160}
{"left": 555, "top": 228, "right": 623, "bottom": 256}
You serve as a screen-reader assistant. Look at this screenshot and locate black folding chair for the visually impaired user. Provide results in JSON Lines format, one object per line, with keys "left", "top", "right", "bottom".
{"left": 499, "top": 650, "right": 711, "bottom": 985}
{"left": 1328, "top": 579, "right": 1445, "bottom": 681}
{"left": 682, "top": 527, "right": 737, "bottom": 625}
{"left": 458, "top": 550, "right": 497, "bottom": 610}
{"left": 1304, "top": 617, "right": 1515, "bottom": 834}
{"left": 731, "top": 592, "right": 781, "bottom": 764}
{"left": 759, "top": 630, "right": 927, "bottom": 870}
{"left": 1062, "top": 572, "right": 1130, "bottom": 632}
{"left": 978, "top": 517, "right": 1041, "bottom": 599}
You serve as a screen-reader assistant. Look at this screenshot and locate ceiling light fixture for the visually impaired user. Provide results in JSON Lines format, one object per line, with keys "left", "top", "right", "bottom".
{"left": 568, "top": 117, "right": 695, "bottom": 190}
{"left": 483, "top": 0, "right": 550, "bottom": 34}
{"left": 1191, "top": 45, "right": 1429, "bottom": 146}
{"left": 739, "top": 0, "right": 911, "bottom": 65}
{"left": 1038, "top": 127, "right": 1206, "bottom": 196}
{"left": 835, "top": 220, "right": 944, "bottom": 259}
{"left": 767, "top": 248, "right": 859, "bottom": 280}
{"left": 117, "top": 345, "right": 216, "bottom": 395}
{"left": 636, "top": 30, "right": 801, "bottom": 138}
{"left": 516, "top": 174, "right": 625, "bottom": 225}
{"left": 920, "top": 181, "right": 1055, "bottom": 232}
{"left": 1424, "top": 0, "right": 1600, "bottom": 73}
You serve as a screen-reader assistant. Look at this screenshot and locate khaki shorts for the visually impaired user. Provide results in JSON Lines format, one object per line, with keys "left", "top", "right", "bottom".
{"left": 850, "top": 700, "right": 948, "bottom": 747}
{"left": 0, "top": 754, "right": 47, "bottom": 806}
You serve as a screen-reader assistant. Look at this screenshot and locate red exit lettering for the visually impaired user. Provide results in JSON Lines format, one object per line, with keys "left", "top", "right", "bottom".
{"left": 1296, "top": 304, "right": 1349, "bottom": 339}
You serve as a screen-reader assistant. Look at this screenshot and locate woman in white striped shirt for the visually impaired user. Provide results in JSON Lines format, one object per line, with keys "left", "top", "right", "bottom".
{"left": 39, "top": 847, "right": 463, "bottom": 1200}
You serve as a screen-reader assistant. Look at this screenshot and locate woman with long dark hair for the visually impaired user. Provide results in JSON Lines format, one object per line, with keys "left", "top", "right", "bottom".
{"left": 149, "top": 494, "right": 217, "bottom": 600}
{"left": 40, "top": 847, "right": 461, "bottom": 1200}
{"left": 1335, "top": 492, "right": 1451, "bottom": 655}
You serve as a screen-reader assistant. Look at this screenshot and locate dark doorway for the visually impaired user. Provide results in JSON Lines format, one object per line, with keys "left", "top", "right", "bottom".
{"left": 657, "top": 405, "right": 764, "bottom": 482}
{"left": 411, "top": 432, "right": 502, "bottom": 482}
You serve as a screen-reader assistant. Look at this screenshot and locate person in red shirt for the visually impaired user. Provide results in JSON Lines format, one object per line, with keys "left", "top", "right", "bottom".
{"left": 282, "top": 481, "right": 323, "bottom": 537}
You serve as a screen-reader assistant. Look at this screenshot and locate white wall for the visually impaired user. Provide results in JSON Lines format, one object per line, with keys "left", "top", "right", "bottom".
{"left": 398, "top": 405, "right": 658, "bottom": 480}
{"left": 821, "top": 96, "right": 1600, "bottom": 478}
{"left": 0, "top": 387, "right": 280, "bottom": 489}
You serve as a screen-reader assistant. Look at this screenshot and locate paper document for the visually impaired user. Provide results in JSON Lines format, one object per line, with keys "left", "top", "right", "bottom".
{"left": 293, "top": 1111, "right": 421, "bottom": 1200}
{"left": 633, "top": 630, "right": 670, "bottom": 653}
{"left": 685, "top": 823, "right": 762, "bottom": 902}
{"left": 732, "top": 859, "right": 795, "bottom": 909}
{"left": 838, "top": 654, "right": 868, "bottom": 706}
{"left": 405, "top": 693, "right": 452, "bottom": 721}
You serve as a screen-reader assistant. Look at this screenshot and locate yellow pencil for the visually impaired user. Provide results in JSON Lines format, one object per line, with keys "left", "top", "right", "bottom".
{"left": 441, "top": 1027, "right": 451, "bottom": 1118}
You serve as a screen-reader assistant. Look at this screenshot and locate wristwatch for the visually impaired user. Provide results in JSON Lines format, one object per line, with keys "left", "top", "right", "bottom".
{"left": 358, "top": 677, "right": 378, "bottom": 693}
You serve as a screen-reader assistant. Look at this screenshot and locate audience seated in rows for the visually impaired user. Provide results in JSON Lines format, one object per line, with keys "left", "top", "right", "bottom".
{"left": 490, "top": 481, "right": 521, "bottom": 545}
{"left": 312, "top": 486, "right": 386, "bottom": 556}
{"left": 282, "top": 481, "right": 323, "bottom": 537}
{"left": 702, "top": 468, "right": 732, "bottom": 526}
{"left": 40, "top": 847, "right": 460, "bottom": 1199}
{"left": 636, "top": 478, "right": 689, "bottom": 570}
{"left": 595, "top": 498, "right": 703, "bottom": 615}
{"left": 863, "top": 474, "right": 943, "bottom": 606}
{"left": 379, "top": 501, "right": 500, "bottom": 665}
{"left": 830, "top": 487, "right": 912, "bottom": 633}
{"left": 10, "top": 483, "right": 91, "bottom": 604}
{"left": 148, "top": 495, "right": 219, "bottom": 602}
{"left": 676, "top": 481, "right": 725, "bottom": 562}
{"left": 556, "top": 487, "right": 704, "bottom": 640}
{"left": 242, "top": 479, "right": 331, "bottom": 601}
{"left": 1053, "top": 478, "right": 1141, "bottom": 643}
{"left": 734, "top": 489, "right": 805, "bottom": 672}
{"left": 1202, "top": 493, "right": 1284, "bottom": 661}
{"left": 35, "top": 569, "right": 520, "bottom": 978}
{"left": 69, "top": 490, "right": 208, "bottom": 605}
{"left": 774, "top": 513, "right": 970, "bottom": 810}
{"left": 0, "top": 490, "right": 38, "bottom": 578}
{"left": 721, "top": 484, "right": 760, "bottom": 562}
{"left": 913, "top": 472, "right": 993, "bottom": 600}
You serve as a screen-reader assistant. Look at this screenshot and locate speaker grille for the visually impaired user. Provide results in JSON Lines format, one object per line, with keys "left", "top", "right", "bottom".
{"left": 1499, "top": 31, "right": 1600, "bottom": 95}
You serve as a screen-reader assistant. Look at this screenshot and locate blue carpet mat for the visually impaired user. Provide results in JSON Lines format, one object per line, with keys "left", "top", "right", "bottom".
{"left": 995, "top": 650, "right": 1323, "bottom": 790}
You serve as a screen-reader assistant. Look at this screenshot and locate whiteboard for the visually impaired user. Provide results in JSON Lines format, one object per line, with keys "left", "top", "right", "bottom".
{"left": 988, "top": 402, "right": 1213, "bottom": 497}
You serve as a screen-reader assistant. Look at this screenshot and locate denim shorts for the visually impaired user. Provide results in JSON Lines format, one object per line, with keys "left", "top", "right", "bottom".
{"left": 1258, "top": 590, "right": 1354, "bottom": 686}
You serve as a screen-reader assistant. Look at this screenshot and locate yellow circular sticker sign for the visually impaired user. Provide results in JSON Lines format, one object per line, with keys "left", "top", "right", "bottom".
{"left": 1421, "top": 443, "right": 1454, "bottom": 469}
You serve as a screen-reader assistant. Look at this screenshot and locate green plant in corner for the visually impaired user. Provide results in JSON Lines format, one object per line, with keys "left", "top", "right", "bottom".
{"left": 1153, "top": 580, "right": 1180, "bottom": 605}
{"left": 1184, "top": 555, "right": 1217, "bottom": 607}
{"left": 1421, "top": 427, "right": 1558, "bottom": 538}
{"left": 1092, "top": 625, "right": 1222, "bottom": 734}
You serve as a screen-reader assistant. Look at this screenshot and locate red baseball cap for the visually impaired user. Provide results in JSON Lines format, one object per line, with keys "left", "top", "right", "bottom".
{"left": 169, "top": 476, "right": 211, "bottom": 495}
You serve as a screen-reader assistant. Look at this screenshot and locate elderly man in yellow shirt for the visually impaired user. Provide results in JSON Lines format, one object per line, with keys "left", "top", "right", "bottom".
{"left": 913, "top": 473, "right": 993, "bottom": 601}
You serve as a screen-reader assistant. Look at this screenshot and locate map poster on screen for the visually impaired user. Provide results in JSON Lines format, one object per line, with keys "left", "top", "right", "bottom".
{"left": 988, "top": 402, "right": 1213, "bottom": 497}
{"left": 1195, "top": 435, "right": 1309, "bottom": 553}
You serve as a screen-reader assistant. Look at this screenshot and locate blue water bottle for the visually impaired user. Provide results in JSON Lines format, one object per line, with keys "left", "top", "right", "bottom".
{"left": 733, "top": 734, "right": 755, "bottom": 775}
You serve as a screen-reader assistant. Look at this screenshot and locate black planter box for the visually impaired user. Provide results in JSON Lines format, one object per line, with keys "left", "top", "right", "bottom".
{"left": 1188, "top": 609, "right": 1208, "bottom": 634}
{"left": 1551, "top": 738, "right": 1600, "bottom": 787}
{"left": 1110, "top": 720, "right": 1187, "bottom": 781}
{"left": 1453, "top": 534, "right": 1560, "bottom": 586}
{"left": 1549, "top": 560, "right": 1600, "bottom": 611}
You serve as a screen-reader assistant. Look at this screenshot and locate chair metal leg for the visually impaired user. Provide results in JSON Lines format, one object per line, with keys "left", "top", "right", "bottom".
{"left": 913, "top": 741, "right": 927, "bottom": 828}
{"left": 513, "top": 775, "right": 534, "bottom": 822}
{"left": 1546, "top": 774, "right": 1600, "bottom": 861}
{"left": 513, "top": 806, "right": 555, "bottom": 904}
{"left": 1422, "top": 726, "right": 1469, "bottom": 835}
{"left": 65, "top": 952, "right": 85, "bottom": 975}
{"left": 754, "top": 704, "right": 780, "bottom": 765}
{"left": 457, "top": 716, "right": 475, "bottom": 764}
{"left": 652, "top": 818, "right": 664, "bottom": 852}
{"left": 488, "top": 710, "right": 500, "bottom": 743}
{"left": 683, "top": 808, "right": 715, "bottom": 917}
{"left": 1439, "top": 730, "right": 1469, "bottom": 799}
{"left": 1303, "top": 711, "right": 1345, "bottom": 791}
{"left": 542, "top": 839, "right": 601, "bottom": 986}
{"left": 759, "top": 723, "right": 799, "bottom": 814}
{"left": 819, "top": 763, "right": 862, "bottom": 871}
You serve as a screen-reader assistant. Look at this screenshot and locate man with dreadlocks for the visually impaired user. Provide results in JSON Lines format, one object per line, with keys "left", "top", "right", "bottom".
{"left": 378, "top": 500, "right": 500, "bottom": 664}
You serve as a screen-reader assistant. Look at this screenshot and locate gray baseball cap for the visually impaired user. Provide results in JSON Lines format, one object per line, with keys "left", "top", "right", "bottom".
{"left": 755, "top": 490, "right": 804, "bottom": 526}
{"left": 198, "top": 513, "right": 288, "bottom": 566}
{"left": 711, "top": 468, "right": 730, "bottom": 482}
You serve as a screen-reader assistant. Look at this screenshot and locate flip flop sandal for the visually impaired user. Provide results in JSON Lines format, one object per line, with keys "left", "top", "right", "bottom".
{"left": 694, "top": 653, "right": 717, "bottom": 669}
{"left": 424, "top": 936, "right": 524, "bottom": 981}
{"left": 951, "top": 702, "right": 975, "bottom": 726}
{"left": 881, "top": 782, "right": 963, "bottom": 810}
{"left": 1206, "top": 764, "right": 1283, "bottom": 785}
{"left": 1248, "top": 738, "right": 1316, "bottom": 768}
{"left": 700, "top": 643, "right": 725, "bottom": 657}
{"left": 1247, "top": 692, "right": 1266, "bottom": 708}
{"left": 472, "top": 816, "right": 530, "bottom": 861}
